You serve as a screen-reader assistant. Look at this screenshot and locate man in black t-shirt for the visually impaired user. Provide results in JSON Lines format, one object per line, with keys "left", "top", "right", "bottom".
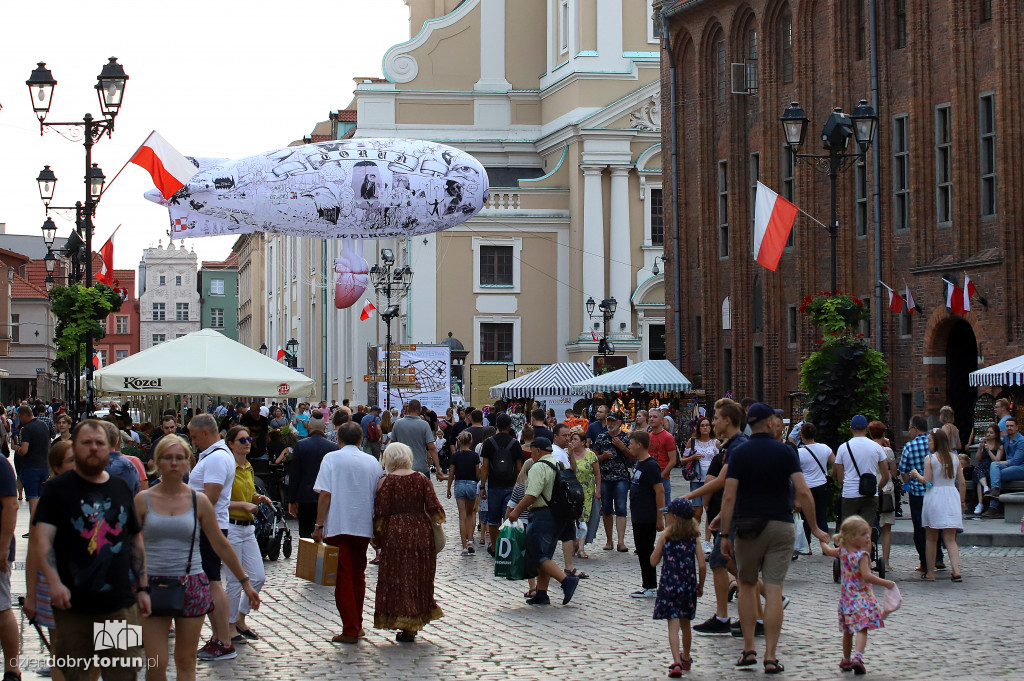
{"left": 464, "top": 409, "right": 487, "bottom": 448}
{"left": 627, "top": 430, "right": 664, "bottom": 598}
{"left": 31, "top": 419, "right": 149, "bottom": 677}
{"left": 15, "top": 406, "right": 51, "bottom": 517}
{"left": 529, "top": 408, "right": 553, "bottom": 443}
{"left": 479, "top": 414, "right": 525, "bottom": 550}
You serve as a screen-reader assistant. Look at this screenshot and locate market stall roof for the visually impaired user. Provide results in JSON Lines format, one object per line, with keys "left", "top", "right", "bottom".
{"left": 488, "top": 362, "right": 595, "bottom": 399}
{"left": 94, "top": 329, "right": 316, "bottom": 398}
{"left": 969, "top": 354, "right": 1024, "bottom": 387}
{"left": 571, "top": 359, "right": 692, "bottom": 395}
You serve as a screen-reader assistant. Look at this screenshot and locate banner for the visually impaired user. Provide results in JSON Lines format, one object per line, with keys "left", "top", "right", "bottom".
{"left": 376, "top": 345, "right": 451, "bottom": 414}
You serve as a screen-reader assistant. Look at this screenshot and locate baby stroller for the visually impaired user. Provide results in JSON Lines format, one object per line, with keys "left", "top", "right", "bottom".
{"left": 832, "top": 513, "right": 885, "bottom": 582}
{"left": 254, "top": 478, "right": 292, "bottom": 561}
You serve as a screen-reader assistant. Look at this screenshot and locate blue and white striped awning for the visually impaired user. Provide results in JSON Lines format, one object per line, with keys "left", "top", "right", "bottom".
{"left": 489, "top": 362, "right": 595, "bottom": 399}
{"left": 969, "top": 355, "right": 1024, "bottom": 387}
{"left": 571, "top": 359, "right": 692, "bottom": 395}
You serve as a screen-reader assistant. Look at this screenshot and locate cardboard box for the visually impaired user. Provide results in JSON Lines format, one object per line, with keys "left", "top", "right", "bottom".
{"left": 295, "top": 538, "right": 338, "bottom": 586}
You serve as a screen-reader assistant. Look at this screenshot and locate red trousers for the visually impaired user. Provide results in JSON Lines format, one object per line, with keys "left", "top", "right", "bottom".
{"left": 325, "top": 534, "right": 370, "bottom": 636}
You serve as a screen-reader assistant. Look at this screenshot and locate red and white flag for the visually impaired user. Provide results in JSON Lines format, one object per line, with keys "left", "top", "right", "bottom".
{"left": 880, "top": 282, "right": 904, "bottom": 313}
{"left": 130, "top": 131, "right": 199, "bottom": 200}
{"left": 903, "top": 280, "right": 921, "bottom": 314}
{"left": 963, "top": 274, "right": 977, "bottom": 312}
{"left": 943, "top": 279, "right": 964, "bottom": 316}
{"left": 276, "top": 346, "right": 286, "bottom": 361}
{"left": 359, "top": 299, "right": 376, "bottom": 321}
{"left": 753, "top": 182, "right": 798, "bottom": 271}
{"left": 92, "top": 353, "right": 102, "bottom": 370}
{"left": 96, "top": 229, "right": 116, "bottom": 286}
{"left": 591, "top": 328, "right": 599, "bottom": 342}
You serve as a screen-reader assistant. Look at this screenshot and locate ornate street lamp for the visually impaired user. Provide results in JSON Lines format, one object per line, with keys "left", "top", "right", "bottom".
{"left": 370, "top": 249, "right": 413, "bottom": 409}
{"left": 587, "top": 297, "right": 618, "bottom": 374}
{"left": 41, "top": 217, "right": 57, "bottom": 247}
{"left": 43, "top": 250, "right": 57, "bottom": 274}
{"left": 37, "top": 166, "right": 57, "bottom": 204}
{"left": 88, "top": 164, "right": 105, "bottom": 202}
{"left": 286, "top": 337, "right": 299, "bottom": 368}
{"left": 259, "top": 343, "right": 268, "bottom": 355}
{"left": 95, "top": 57, "right": 128, "bottom": 118}
{"left": 26, "top": 62, "right": 56, "bottom": 122}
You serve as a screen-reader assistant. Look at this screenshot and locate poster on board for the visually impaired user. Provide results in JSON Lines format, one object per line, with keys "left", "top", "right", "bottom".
{"left": 376, "top": 345, "right": 451, "bottom": 414}
{"left": 538, "top": 395, "right": 576, "bottom": 416}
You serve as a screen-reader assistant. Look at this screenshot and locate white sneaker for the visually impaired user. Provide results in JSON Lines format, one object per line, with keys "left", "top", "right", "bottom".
{"left": 703, "top": 540, "right": 714, "bottom": 554}
{"left": 782, "top": 596, "right": 791, "bottom": 610}
{"left": 461, "top": 547, "right": 469, "bottom": 556}
{"left": 630, "top": 588, "right": 658, "bottom": 598}
{"left": 973, "top": 503, "right": 984, "bottom": 515}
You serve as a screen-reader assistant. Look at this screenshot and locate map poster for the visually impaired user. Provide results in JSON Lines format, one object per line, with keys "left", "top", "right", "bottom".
{"left": 376, "top": 345, "right": 452, "bottom": 414}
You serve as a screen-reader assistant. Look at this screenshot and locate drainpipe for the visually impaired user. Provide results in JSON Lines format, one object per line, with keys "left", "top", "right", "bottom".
{"left": 661, "top": 4, "right": 683, "bottom": 368}
{"left": 869, "top": 0, "right": 882, "bottom": 353}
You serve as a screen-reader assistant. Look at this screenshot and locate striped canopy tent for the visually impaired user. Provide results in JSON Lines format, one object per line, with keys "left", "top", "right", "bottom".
{"left": 969, "top": 354, "right": 1024, "bottom": 387}
{"left": 571, "top": 359, "right": 692, "bottom": 395}
{"left": 488, "top": 362, "right": 595, "bottom": 399}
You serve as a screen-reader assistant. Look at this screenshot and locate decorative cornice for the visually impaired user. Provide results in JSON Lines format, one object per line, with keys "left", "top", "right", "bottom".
{"left": 382, "top": 0, "right": 479, "bottom": 84}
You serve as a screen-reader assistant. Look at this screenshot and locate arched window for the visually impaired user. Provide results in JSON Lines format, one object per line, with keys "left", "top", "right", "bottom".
{"left": 780, "top": 9, "right": 793, "bottom": 83}
{"left": 746, "top": 24, "right": 759, "bottom": 92}
{"left": 717, "top": 39, "right": 727, "bottom": 103}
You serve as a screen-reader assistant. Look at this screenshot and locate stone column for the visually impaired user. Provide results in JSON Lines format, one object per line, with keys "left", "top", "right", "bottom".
{"left": 475, "top": 0, "right": 511, "bottom": 91}
{"left": 608, "top": 166, "right": 632, "bottom": 335}
{"left": 581, "top": 165, "right": 606, "bottom": 338}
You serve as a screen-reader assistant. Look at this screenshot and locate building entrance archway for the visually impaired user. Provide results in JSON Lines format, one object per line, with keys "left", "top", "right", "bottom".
{"left": 945, "top": 319, "right": 978, "bottom": 442}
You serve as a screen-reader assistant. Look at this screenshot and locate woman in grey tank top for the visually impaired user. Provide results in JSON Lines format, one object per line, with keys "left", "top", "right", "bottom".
{"left": 136, "top": 435, "right": 259, "bottom": 681}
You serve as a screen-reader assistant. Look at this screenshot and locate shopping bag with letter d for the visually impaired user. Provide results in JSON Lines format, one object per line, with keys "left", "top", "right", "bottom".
{"left": 493, "top": 519, "right": 526, "bottom": 581}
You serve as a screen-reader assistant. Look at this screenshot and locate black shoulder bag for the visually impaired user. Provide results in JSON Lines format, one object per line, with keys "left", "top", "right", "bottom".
{"left": 149, "top": 489, "right": 197, "bottom": 617}
{"left": 846, "top": 443, "right": 878, "bottom": 497}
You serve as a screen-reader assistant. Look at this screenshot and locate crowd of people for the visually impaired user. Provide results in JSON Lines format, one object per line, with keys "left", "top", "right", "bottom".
{"left": 0, "top": 390, "right": 1015, "bottom": 678}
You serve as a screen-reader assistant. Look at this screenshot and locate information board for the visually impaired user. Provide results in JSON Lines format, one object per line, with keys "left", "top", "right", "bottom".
{"left": 374, "top": 345, "right": 451, "bottom": 413}
{"left": 972, "top": 393, "right": 996, "bottom": 446}
{"left": 470, "top": 364, "right": 510, "bottom": 408}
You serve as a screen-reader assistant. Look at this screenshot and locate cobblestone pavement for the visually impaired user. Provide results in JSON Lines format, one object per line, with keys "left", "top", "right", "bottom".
{"left": 11, "top": 475, "right": 1023, "bottom": 680}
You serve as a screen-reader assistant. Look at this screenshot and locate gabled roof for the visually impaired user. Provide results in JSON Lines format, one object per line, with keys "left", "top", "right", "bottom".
{"left": 11, "top": 273, "right": 48, "bottom": 299}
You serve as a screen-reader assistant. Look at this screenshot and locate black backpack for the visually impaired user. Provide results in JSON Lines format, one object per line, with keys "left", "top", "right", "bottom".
{"left": 539, "top": 459, "right": 585, "bottom": 523}
{"left": 488, "top": 436, "right": 517, "bottom": 480}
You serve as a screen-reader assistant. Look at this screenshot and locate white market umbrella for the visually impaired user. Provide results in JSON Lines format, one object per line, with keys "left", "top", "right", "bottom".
{"left": 488, "top": 362, "right": 594, "bottom": 399}
{"left": 969, "top": 354, "right": 1024, "bottom": 387}
{"left": 94, "top": 328, "right": 316, "bottom": 398}
{"left": 571, "top": 359, "right": 692, "bottom": 395}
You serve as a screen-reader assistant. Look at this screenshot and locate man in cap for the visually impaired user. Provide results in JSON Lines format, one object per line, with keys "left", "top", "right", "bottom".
{"left": 594, "top": 411, "right": 632, "bottom": 551}
{"left": 508, "top": 437, "right": 580, "bottom": 606}
{"left": 834, "top": 414, "right": 889, "bottom": 528}
{"left": 718, "top": 402, "right": 827, "bottom": 673}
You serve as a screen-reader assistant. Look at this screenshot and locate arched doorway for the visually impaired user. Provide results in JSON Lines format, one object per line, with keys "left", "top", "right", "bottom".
{"left": 945, "top": 319, "right": 978, "bottom": 441}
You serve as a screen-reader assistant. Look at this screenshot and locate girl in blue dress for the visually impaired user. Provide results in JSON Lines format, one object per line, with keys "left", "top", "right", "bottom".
{"left": 651, "top": 497, "right": 705, "bottom": 676}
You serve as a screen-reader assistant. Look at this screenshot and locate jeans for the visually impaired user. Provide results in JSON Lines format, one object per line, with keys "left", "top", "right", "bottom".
{"left": 325, "top": 534, "right": 370, "bottom": 637}
{"left": 633, "top": 522, "right": 658, "bottom": 589}
{"left": 487, "top": 486, "right": 515, "bottom": 525}
{"left": 908, "top": 494, "right": 943, "bottom": 568}
{"left": 600, "top": 479, "right": 629, "bottom": 517}
{"left": 661, "top": 477, "right": 672, "bottom": 503}
{"left": 990, "top": 461, "right": 1024, "bottom": 494}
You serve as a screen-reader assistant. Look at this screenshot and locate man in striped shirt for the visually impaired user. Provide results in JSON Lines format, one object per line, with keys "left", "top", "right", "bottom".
{"left": 898, "top": 415, "right": 943, "bottom": 572}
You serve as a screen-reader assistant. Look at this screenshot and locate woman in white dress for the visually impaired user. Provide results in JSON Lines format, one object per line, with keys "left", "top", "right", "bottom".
{"left": 910, "top": 428, "right": 966, "bottom": 582}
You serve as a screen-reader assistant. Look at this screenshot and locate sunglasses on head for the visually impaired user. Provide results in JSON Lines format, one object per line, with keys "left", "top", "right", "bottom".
{"left": 235, "top": 436, "right": 253, "bottom": 444}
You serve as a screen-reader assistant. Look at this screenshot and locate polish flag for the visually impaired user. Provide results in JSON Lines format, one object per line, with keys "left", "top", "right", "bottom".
{"left": 753, "top": 182, "right": 798, "bottom": 271}
{"left": 130, "top": 131, "right": 199, "bottom": 200}
{"left": 92, "top": 353, "right": 102, "bottom": 370}
{"left": 276, "top": 346, "right": 286, "bottom": 361}
{"left": 359, "top": 299, "right": 376, "bottom": 321}
{"left": 944, "top": 279, "right": 964, "bottom": 316}
{"left": 96, "top": 231, "right": 115, "bottom": 286}
{"left": 880, "top": 282, "right": 904, "bottom": 313}
{"left": 591, "top": 328, "right": 599, "bottom": 341}
{"left": 963, "top": 274, "right": 977, "bottom": 312}
{"left": 903, "top": 280, "right": 922, "bottom": 314}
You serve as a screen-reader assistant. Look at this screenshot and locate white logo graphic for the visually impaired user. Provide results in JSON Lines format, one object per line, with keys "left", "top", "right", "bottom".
{"left": 92, "top": 620, "right": 142, "bottom": 651}
{"left": 497, "top": 537, "right": 512, "bottom": 559}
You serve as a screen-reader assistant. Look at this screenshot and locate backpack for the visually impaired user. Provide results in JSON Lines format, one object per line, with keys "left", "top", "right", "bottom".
{"left": 488, "top": 436, "right": 517, "bottom": 481}
{"left": 366, "top": 419, "right": 382, "bottom": 443}
{"left": 539, "top": 459, "right": 585, "bottom": 523}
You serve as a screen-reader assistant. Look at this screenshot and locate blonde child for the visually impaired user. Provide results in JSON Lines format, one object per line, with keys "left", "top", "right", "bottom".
{"left": 651, "top": 497, "right": 705, "bottom": 677}
{"left": 818, "top": 515, "right": 896, "bottom": 674}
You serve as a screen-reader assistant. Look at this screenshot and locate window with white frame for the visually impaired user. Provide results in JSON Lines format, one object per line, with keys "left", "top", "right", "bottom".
{"left": 210, "top": 278, "right": 225, "bottom": 295}
{"left": 935, "top": 105, "right": 952, "bottom": 224}
{"left": 152, "top": 303, "right": 165, "bottom": 321}
{"left": 176, "top": 303, "right": 189, "bottom": 321}
{"left": 159, "top": 275, "right": 166, "bottom": 286}
{"left": 980, "top": 93, "right": 996, "bottom": 217}
{"left": 893, "top": 115, "right": 910, "bottom": 231}
{"left": 480, "top": 323, "right": 514, "bottom": 363}
{"left": 10, "top": 314, "right": 19, "bottom": 344}
{"left": 152, "top": 333, "right": 166, "bottom": 345}
{"left": 115, "top": 349, "right": 128, "bottom": 362}
{"left": 480, "top": 246, "right": 513, "bottom": 287}
{"left": 650, "top": 188, "right": 664, "bottom": 246}
{"left": 718, "top": 161, "right": 729, "bottom": 258}
{"left": 648, "top": 0, "right": 661, "bottom": 42}
{"left": 211, "top": 308, "right": 224, "bottom": 328}
{"left": 749, "top": 153, "right": 759, "bottom": 253}
{"left": 473, "top": 237, "right": 521, "bottom": 293}
{"left": 782, "top": 146, "right": 796, "bottom": 248}
{"left": 115, "top": 315, "right": 129, "bottom": 334}
{"left": 175, "top": 275, "right": 182, "bottom": 286}
{"left": 559, "top": 1, "right": 569, "bottom": 54}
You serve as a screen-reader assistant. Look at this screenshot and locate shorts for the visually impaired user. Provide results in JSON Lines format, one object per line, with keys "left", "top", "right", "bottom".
{"left": 487, "top": 486, "right": 514, "bottom": 526}
{"left": 734, "top": 520, "right": 795, "bottom": 586}
{"left": 524, "top": 507, "right": 568, "bottom": 578}
{"left": 708, "top": 532, "right": 728, "bottom": 570}
{"left": 841, "top": 496, "right": 878, "bottom": 529}
{"left": 199, "top": 528, "right": 229, "bottom": 581}
{"left": 0, "top": 566, "right": 9, "bottom": 611}
{"left": 601, "top": 479, "right": 629, "bottom": 517}
{"left": 21, "top": 467, "right": 49, "bottom": 499}
{"left": 53, "top": 605, "right": 142, "bottom": 677}
{"left": 149, "top": 573, "right": 213, "bottom": 617}
{"left": 689, "top": 480, "right": 704, "bottom": 507}
{"left": 453, "top": 479, "right": 477, "bottom": 501}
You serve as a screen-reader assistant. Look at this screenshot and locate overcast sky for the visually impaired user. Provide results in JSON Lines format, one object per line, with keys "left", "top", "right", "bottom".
{"left": 0, "top": 0, "right": 409, "bottom": 270}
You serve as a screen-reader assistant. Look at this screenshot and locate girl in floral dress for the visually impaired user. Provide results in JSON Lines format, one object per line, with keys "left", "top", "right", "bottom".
{"left": 651, "top": 498, "right": 705, "bottom": 677}
{"left": 819, "top": 516, "right": 896, "bottom": 675}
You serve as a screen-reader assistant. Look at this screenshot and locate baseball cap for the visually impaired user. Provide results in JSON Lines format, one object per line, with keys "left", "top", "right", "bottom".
{"left": 746, "top": 402, "right": 783, "bottom": 425}
{"left": 370, "top": 405, "right": 382, "bottom": 413}
{"left": 607, "top": 411, "right": 624, "bottom": 422}
{"left": 660, "top": 497, "right": 694, "bottom": 519}
{"left": 850, "top": 414, "right": 868, "bottom": 430}
{"left": 532, "top": 437, "right": 553, "bottom": 452}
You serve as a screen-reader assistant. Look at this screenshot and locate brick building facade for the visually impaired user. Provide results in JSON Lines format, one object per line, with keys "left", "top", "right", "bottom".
{"left": 658, "top": 0, "right": 1023, "bottom": 438}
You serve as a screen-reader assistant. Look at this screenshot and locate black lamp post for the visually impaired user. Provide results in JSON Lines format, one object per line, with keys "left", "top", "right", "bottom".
{"left": 29, "top": 58, "right": 128, "bottom": 418}
{"left": 285, "top": 337, "right": 299, "bottom": 369}
{"left": 259, "top": 343, "right": 268, "bottom": 355}
{"left": 369, "top": 248, "right": 413, "bottom": 409}
{"left": 586, "top": 296, "right": 617, "bottom": 374}
{"left": 779, "top": 100, "right": 877, "bottom": 292}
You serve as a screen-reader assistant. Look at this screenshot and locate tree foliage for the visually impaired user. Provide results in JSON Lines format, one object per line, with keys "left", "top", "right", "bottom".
{"left": 799, "top": 292, "right": 888, "bottom": 448}
{"left": 48, "top": 283, "right": 123, "bottom": 363}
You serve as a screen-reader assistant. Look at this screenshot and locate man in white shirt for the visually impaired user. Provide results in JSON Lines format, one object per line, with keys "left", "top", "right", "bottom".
{"left": 313, "top": 422, "right": 383, "bottom": 644}
{"left": 833, "top": 414, "right": 889, "bottom": 528}
{"left": 550, "top": 423, "right": 574, "bottom": 469}
{"left": 186, "top": 413, "right": 239, "bottom": 661}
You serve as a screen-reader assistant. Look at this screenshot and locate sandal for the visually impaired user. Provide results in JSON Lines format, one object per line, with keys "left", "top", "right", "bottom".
{"left": 603, "top": 543, "right": 614, "bottom": 551}
{"left": 577, "top": 552, "right": 590, "bottom": 559}
{"left": 951, "top": 574, "right": 963, "bottom": 582}
{"left": 617, "top": 544, "right": 629, "bottom": 552}
{"left": 736, "top": 650, "right": 757, "bottom": 668}
{"left": 668, "top": 662, "right": 683, "bottom": 678}
{"left": 565, "top": 568, "right": 590, "bottom": 579}
{"left": 764, "top": 659, "right": 785, "bottom": 674}
{"left": 524, "top": 589, "right": 537, "bottom": 598}
{"left": 920, "top": 574, "right": 935, "bottom": 581}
